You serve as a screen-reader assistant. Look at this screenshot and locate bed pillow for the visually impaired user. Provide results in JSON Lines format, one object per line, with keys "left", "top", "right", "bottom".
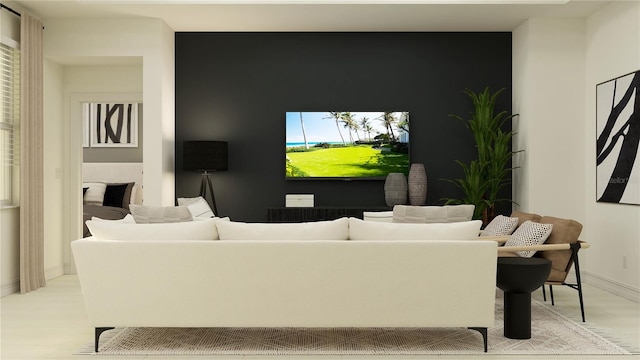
{"left": 481, "top": 215, "right": 519, "bottom": 237}
{"left": 85, "top": 218, "right": 219, "bottom": 241}
{"left": 129, "top": 204, "right": 193, "bottom": 224}
{"left": 83, "top": 182, "right": 107, "bottom": 205}
{"left": 216, "top": 217, "right": 349, "bottom": 241}
{"left": 504, "top": 220, "right": 553, "bottom": 258}
{"left": 177, "top": 196, "right": 215, "bottom": 218}
{"left": 103, "top": 183, "right": 135, "bottom": 209}
{"left": 91, "top": 214, "right": 136, "bottom": 223}
{"left": 349, "top": 217, "right": 482, "bottom": 240}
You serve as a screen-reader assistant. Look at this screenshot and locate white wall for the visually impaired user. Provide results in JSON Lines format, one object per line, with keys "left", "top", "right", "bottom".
{"left": 42, "top": 59, "right": 65, "bottom": 280}
{"left": 41, "top": 18, "right": 174, "bottom": 276}
{"left": 584, "top": 1, "right": 640, "bottom": 298}
{"left": 62, "top": 65, "right": 143, "bottom": 274}
{"left": 512, "top": 17, "right": 586, "bottom": 218}
{"left": 513, "top": 1, "right": 639, "bottom": 300}
{"left": 1, "top": 207, "right": 19, "bottom": 296}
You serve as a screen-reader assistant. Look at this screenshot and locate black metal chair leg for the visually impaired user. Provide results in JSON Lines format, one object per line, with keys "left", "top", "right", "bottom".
{"left": 571, "top": 243, "right": 586, "bottom": 322}
{"left": 549, "top": 284, "right": 555, "bottom": 305}
{"left": 542, "top": 284, "right": 547, "bottom": 301}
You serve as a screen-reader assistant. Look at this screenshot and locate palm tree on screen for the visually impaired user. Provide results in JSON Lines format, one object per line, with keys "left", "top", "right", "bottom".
{"left": 341, "top": 112, "right": 359, "bottom": 144}
{"left": 359, "top": 117, "right": 371, "bottom": 141}
{"left": 324, "top": 112, "right": 346, "bottom": 145}
{"left": 378, "top": 112, "right": 397, "bottom": 142}
{"left": 299, "top": 112, "right": 309, "bottom": 149}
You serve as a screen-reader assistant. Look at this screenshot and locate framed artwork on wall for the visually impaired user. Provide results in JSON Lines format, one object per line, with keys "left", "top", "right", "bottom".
{"left": 88, "top": 103, "right": 139, "bottom": 148}
{"left": 596, "top": 70, "right": 639, "bottom": 205}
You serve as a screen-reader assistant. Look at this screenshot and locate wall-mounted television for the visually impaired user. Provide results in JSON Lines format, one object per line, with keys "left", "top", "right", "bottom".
{"left": 286, "top": 111, "right": 409, "bottom": 180}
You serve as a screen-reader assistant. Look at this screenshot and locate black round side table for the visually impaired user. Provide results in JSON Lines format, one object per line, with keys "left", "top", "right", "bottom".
{"left": 496, "top": 256, "right": 552, "bottom": 339}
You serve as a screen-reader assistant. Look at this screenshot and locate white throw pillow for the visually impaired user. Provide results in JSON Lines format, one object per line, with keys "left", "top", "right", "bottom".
{"left": 83, "top": 182, "right": 107, "bottom": 205}
{"left": 129, "top": 204, "right": 193, "bottom": 223}
{"left": 504, "top": 220, "right": 553, "bottom": 257}
{"left": 85, "top": 218, "right": 219, "bottom": 241}
{"left": 392, "top": 205, "right": 475, "bottom": 223}
{"left": 91, "top": 214, "right": 136, "bottom": 223}
{"left": 393, "top": 205, "right": 447, "bottom": 223}
{"left": 481, "top": 215, "right": 518, "bottom": 237}
{"left": 177, "top": 196, "right": 215, "bottom": 218}
{"left": 445, "top": 205, "right": 476, "bottom": 222}
{"left": 348, "top": 217, "right": 482, "bottom": 240}
{"left": 216, "top": 217, "right": 349, "bottom": 241}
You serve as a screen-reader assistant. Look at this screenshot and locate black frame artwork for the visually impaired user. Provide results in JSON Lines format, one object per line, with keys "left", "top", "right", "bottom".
{"left": 596, "top": 70, "right": 640, "bottom": 205}
{"left": 88, "top": 103, "right": 139, "bottom": 148}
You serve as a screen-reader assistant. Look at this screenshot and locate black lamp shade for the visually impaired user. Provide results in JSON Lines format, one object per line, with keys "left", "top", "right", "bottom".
{"left": 183, "top": 141, "right": 228, "bottom": 171}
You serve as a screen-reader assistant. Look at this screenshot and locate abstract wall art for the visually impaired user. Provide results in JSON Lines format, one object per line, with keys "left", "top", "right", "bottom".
{"left": 596, "top": 70, "right": 639, "bottom": 205}
{"left": 88, "top": 103, "right": 139, "bottom": 148}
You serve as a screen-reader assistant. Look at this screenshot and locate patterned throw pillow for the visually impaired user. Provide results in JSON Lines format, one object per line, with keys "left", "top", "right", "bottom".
{"left": 505, "top": 220, "right": 553, "bottom": 258}
{"left": 129, "top": 204, "right": 193, "bottom": 224}
{"left": 481, "top": 215, "right": 519, "bottom": 236}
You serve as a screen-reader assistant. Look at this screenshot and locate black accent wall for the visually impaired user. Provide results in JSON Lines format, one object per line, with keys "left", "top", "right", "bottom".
{"left": 176, "top": 32, "right": 512, "bottom": 222}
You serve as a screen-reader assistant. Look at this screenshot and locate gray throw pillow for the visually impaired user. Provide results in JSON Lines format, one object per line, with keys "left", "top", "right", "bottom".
{"left": 129, "top": 204, "right": 193, "bottom": 224}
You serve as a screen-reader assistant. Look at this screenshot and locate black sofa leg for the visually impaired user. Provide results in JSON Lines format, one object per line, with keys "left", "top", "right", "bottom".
{"left": 469, "top": 327, "right": 488, "bottom": 352}
{"left": 95, "top": 327, "right": 115, "bottom": 353}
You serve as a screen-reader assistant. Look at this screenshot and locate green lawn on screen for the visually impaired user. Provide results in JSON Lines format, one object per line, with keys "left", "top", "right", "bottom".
{"left": 286, "top": 145, "right": 408, "bottom": 178}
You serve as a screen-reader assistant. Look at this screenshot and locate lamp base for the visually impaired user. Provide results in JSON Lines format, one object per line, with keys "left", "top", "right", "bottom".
{"left": 199, "top": 171, "right": 218, "bottom": 216}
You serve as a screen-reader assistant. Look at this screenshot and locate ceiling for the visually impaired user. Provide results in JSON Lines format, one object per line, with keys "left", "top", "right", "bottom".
{"left": 11, "top": 0, "right": 611, "bottom": 32}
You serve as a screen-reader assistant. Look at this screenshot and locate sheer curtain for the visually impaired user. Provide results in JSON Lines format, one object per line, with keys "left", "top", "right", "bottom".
{"left": 19, "top": 12, "right": 45, "bottom": 293}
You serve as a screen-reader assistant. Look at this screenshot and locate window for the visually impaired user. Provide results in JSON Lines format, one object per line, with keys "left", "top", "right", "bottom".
{"left": 1, "top": 41, "right": 20, "bottom": 206}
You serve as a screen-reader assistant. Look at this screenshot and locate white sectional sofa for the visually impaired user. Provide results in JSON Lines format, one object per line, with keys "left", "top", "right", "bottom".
{"left": 72, "top": 217, "right": 498, "bottom": 352}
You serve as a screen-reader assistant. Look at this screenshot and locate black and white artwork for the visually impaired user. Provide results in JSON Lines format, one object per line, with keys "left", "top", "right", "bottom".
{"left": 88, "top": 103, "right": 139, "bottom": 148}
{"left": 596, "top": 70, "right": 639, "bottom": 205}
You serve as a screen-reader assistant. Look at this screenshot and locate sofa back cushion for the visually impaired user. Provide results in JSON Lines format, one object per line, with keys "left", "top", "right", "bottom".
{"left": 130, "top": 204, "right": 193, "bottom": 223}
{"left": 85, "top": 218, "right": 219, "bottom": 241}
{"left": 216, "top": 217, "right": 349, "bottom": 241}
{"left": 392, "top": 205, "right": 475, "bottom": 223}
{"left": 349, "top": 217, "right": 482, "bottom": 240}
{"left": 535, "top": 216, "right": 583, "bottom": 282}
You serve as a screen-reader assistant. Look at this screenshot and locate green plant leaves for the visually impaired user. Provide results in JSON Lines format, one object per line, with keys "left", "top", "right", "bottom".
{"left": 442, "top": 87, "right": 520, "bottom": 220}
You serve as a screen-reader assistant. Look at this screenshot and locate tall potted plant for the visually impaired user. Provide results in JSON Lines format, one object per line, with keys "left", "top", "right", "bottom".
{"left": 443, "top": 87, "right": 520, "bottom": 223}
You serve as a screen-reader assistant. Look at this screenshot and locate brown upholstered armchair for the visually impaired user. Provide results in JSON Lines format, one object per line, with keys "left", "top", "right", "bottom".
{"left": 493, "top": 211, "right": 588, "bottom": 322}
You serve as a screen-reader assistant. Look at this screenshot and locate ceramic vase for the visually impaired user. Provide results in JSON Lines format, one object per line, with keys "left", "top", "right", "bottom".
{"left": 384, "top": 173, "right": 407, "bottom": 206}
{"left": 408, "top": 163, "right": 427, "bottom": 205}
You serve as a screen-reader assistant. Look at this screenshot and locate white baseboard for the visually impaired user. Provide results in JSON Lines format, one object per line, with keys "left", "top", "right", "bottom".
{"left": 1, "top": 279, "right": 19, "bottom": 297}
{"left": 45, "top": 265, "right": 64, "bottom": 281}
{"left": 583, "top": 271, "right": 639, "bottom": 303}
{"left": 1, "top": 266, "right": 64, "bottom": 298}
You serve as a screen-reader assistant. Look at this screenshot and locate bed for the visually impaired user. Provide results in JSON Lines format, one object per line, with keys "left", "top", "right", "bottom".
{"left": 82, "top": 162, "right": 143, "bottom": 237}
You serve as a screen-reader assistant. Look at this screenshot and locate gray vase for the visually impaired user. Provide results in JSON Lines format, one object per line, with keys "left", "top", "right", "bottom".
{"left": 408, "top": 163, "right": 427, "bottom": 205}
{"left": 384, "top": 173, "right": 407, "bottom": 206}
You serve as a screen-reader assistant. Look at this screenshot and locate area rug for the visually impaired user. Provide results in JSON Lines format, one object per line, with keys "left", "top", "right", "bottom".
{"left": 78, "top": 299, "right": 632, "bottom": 355}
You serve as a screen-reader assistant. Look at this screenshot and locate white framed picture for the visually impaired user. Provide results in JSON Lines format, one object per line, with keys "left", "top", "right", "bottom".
{"left": 88, "top": 103, "right": 139, "bottom": 148}
{"left": 596, "top": 70, "right": 639, "bottom": 205}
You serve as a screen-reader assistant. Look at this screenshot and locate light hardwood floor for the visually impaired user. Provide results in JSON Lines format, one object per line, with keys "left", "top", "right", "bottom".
{"left": 1, "top": 275, "right": 638, "bottom": 360}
